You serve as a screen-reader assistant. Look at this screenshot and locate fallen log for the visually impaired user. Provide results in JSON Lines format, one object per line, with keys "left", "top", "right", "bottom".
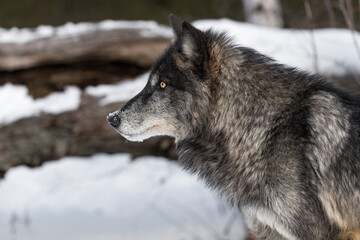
{"left": 0, "top": 26, "right": 171, "bottom": 98}
{"left": 0, "top": 25, "right": 172, "bottom": 71}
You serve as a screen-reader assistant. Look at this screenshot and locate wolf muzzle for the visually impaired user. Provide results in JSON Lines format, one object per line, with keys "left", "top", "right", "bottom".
{"left": 107, "top": 112, "right": 120, "bottom": 128}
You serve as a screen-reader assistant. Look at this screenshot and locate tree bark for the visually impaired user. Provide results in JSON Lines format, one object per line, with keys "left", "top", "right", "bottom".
{"left": 242, "top": 0, "right": 283, "bottom": 28}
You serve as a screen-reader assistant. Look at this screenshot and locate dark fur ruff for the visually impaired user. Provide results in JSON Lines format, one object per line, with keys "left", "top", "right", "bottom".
{"left": 168, "top": 16, "right": 360, "bottom": 239}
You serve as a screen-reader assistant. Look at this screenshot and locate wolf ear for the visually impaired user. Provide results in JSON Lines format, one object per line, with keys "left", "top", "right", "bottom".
{"left": 169, "top": 15, "right": 208, "bottom": 74}
{"left": 179, "top": 21, "right": 207, "bottom": 61}
{"left": 169, "top": 14, "right": 183, "bottom": 38}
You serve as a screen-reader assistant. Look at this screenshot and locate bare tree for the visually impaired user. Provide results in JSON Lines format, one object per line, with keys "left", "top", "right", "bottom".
{"left": 324, "top": 0, "right": 336, "bottom": 27}
{"left": 304, "top": 0, "right": 319, "bottom": 73}
{"left": 338, "top": 0, "right": 360, "bottom": 60}
{"left": 242, "top": 0, "right": 283, "bottom": 28}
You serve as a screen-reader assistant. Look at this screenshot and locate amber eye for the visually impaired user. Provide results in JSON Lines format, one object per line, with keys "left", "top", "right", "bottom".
{"left": 160, "top": 81, "right": 167, "bottom": 88}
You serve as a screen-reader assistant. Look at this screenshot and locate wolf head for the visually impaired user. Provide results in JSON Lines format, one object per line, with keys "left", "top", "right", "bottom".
{"left": 107, "top": 15, "right": 219, "bottom": 142}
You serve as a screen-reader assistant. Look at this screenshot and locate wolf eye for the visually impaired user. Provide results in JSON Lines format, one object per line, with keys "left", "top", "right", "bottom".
{"left": 160, "top": 82, "right": 167, "bottom": 88}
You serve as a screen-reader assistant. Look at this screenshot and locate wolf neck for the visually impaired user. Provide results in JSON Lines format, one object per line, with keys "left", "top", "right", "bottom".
{"left": 176, "top": 46, "right": 301, "bottom": 206}
{"left": 176, "top": 117, "right": 269, "bottom": 206}
{"left": 176, "top": 108, "right": 274, "bottom": 206}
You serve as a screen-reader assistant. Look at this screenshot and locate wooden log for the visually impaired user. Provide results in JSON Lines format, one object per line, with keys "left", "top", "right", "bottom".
{"left": 0, "top": 27, "right": 171, "bottom": 98}
{"left": 0, "top": 60, "right": 149, "bottom": 98}
{"left": 0, "top": 28, "right": 171, "bottom": 71}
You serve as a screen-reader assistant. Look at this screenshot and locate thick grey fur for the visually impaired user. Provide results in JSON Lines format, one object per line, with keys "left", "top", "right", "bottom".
{"left": 107, "top": 15, "right": 360, "bottom": 239}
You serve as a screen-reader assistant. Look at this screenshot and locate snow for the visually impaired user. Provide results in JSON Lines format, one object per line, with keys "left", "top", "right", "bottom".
{"left": 0, "top": 20, "right": 173, "bottom": 44}
{"left": 0, "top": 72, "right": 147, "bottom": 126}
{"left": 0, "top": 154, "right": 246, "bottom": 240}
{"left": 0, "top": 83, "right": 81, "bottom": 125}
{"left": 85, "top": 72, "right": 149, "bottom": 105}
{"left": 194, "top": 19, "right": 360, "bottom": 76}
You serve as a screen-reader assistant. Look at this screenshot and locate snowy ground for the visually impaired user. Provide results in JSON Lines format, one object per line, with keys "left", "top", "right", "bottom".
{"left": 0, "top": 154, "right": 246, "bottom": 240}
{"left": 0, "top": 84, "right": 80, "bottom": 126}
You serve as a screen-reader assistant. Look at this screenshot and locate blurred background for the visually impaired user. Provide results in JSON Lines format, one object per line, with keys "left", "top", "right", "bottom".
{"left": 1, "top": 0, "right": 360, "bottom": 30}
{"left": 0, "top": 0, "right": 359, "bottom": 240}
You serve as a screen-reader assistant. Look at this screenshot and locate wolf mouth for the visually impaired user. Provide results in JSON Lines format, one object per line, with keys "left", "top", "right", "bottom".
{"left": 119, "top": 124, "right": 161, "bottom": 139}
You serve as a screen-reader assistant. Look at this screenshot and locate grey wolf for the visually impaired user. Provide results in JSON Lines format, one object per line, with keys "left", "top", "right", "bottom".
{"left": 107, "top": 15, "right": 360, "bottom": 239}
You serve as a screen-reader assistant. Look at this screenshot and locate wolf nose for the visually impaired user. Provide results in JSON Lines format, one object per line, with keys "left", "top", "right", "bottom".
{"left": 107, "top": 113, "right": 120, "bottom": 128}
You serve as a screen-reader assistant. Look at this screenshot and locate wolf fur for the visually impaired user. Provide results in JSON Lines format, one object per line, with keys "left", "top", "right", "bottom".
{"left": 107, "top": 15, "right": 360, "bottom": 239}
